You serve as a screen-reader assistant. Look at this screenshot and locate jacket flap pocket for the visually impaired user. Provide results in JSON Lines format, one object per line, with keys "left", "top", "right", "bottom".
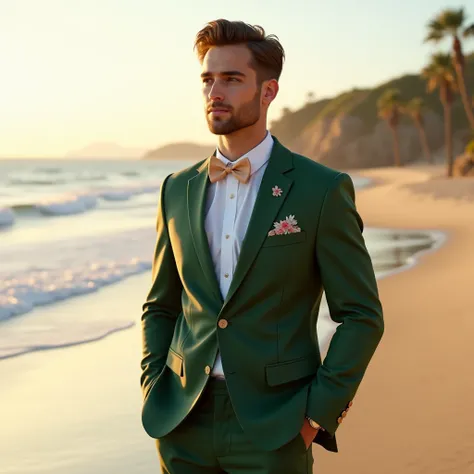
{"left": 265, "top": 356, "right": 317, "bottom": 386}
{"left": 262, "top": 231, "right": 306, "bottom": 248}
{"left": 166, "top": 348, "right": 184, "bottom": 377}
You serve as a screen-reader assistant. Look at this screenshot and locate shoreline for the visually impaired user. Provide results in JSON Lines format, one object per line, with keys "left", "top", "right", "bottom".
{"left": 0, "top": 220, "right": 439, "bottom": 364}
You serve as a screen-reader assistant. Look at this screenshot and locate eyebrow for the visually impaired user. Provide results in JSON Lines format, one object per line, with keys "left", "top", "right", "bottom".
{"left": 200, "top": 70, "right": 247, "bottom": 78}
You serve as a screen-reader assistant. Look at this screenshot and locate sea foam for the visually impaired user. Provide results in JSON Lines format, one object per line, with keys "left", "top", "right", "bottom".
{"left": 0, "top": 226, "right": 156, "bottom": 324}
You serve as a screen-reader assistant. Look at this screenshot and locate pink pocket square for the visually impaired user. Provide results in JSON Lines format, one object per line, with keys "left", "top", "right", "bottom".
{"left": 268, "top": 215, "right": 302, "bottom": 236}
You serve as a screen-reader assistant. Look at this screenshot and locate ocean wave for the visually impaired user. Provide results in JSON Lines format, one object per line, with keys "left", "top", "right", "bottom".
{"left": 98, "top": 183, "right": 160, "bottom": 201}
{"left": 0, "top": 225, "right": 157, "bottom": 360}
{"left": 0, "top": 258, "right": 151, "bottom": 323}
{"left": 2, "top": 182, "right": 161, "bottom": 219}
{"left": 8, "top": 170, "right": 107, "bottom": 185}
{"left": 0, "top": 226, "right": 155, "bottom": 319}
{"left": 8, "top": 178, "right": 67, "bottom": 186}
{"left": 35, "top": 166, "right": 62, "bottom": 174}
{"left": 0, "top": 208, "right": 15, "bottom": 227}
{"left": 38, "top": 194, "right": 99, "bottom": 215}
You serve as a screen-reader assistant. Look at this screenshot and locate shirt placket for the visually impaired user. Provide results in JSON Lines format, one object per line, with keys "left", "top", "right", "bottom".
{"left": 220, "top": 171, "right": 239, "bottom": 299}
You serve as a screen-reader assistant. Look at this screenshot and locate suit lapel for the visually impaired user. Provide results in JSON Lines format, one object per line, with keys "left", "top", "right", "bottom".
{"left": 187, "top": 156, "right": 223, "bottom": 305}
{"left": 220, "top": 137, "right": 294, "bottom": 312}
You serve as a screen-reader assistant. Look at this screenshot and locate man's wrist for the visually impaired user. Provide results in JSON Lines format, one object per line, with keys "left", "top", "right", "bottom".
{"left": 305, "top": 415, "right": 325, "bottom": 431}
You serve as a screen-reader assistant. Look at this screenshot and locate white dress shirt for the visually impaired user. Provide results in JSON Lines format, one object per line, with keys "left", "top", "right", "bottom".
{"left": 204, "top": 131, "right": 274, "bottom": 379}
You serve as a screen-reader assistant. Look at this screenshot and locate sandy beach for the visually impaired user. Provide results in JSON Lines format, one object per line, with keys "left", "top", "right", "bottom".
{"left": 1, "top": 163, "right": 473, "bottom": 474}
{"left": 316, "top": 164, "right": 474, "bottom": 474}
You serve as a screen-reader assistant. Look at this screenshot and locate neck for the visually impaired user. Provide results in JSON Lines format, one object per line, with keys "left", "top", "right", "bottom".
{"left": 217, "top": 125, "right": 268, "bottom": 161}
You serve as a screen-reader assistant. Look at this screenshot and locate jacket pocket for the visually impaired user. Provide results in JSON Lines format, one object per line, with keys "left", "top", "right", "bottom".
{"left": 262, "top": 231, "right": 307, "bottom": 248}
{"left": 166, "top": 347, "right": 184, "bottom": 377}
{"left": 265, "top": 356, "right": 317, "bottom": 386}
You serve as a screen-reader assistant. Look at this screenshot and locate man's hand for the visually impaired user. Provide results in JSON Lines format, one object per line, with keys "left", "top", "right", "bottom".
{"left": 299, "top": 418, "right": 319, "bottom": 449}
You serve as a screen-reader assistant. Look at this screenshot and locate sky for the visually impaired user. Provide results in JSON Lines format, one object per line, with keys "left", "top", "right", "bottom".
{"left": 0, "top": 0, "right": 470, "bottom": 158}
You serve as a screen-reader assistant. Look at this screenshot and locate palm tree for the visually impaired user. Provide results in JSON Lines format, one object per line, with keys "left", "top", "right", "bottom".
{"left": 401, "top": 97, "right": 433, "bottom": 164}
{"left": 421, "top": 53, "right": 458, "bottom": 177}
{"left": 377, "top": 88, "right": 403, "bottom": 167}
{"left": 425, "top": 8, "right": 474, "bottom": 129}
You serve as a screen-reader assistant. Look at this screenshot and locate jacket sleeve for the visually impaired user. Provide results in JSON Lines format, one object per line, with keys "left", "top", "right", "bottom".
{"left": 307, "top": 172, "right": 384, "bottom": 435}
{"left": 140, "top": 174, "right": 183, "bottom": 398}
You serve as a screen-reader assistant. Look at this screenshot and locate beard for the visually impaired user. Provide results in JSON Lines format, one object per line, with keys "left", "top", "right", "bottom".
{"left": 206, "top": 89, "right": 261, "bottom": 135}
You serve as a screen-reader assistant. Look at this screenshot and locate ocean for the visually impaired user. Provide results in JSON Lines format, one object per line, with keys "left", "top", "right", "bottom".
{"left": 0, "top": 158, "right": 442, "bottom": 361}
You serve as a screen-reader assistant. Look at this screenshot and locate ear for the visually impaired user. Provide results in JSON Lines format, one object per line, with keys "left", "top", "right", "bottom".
{"left": 262, "top": 79, "right": 279, "bottom": 105}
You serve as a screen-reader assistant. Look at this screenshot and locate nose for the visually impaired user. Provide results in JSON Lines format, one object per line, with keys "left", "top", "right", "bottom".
{"left": 208, "top": 81, "right": 224, "bottom": 102}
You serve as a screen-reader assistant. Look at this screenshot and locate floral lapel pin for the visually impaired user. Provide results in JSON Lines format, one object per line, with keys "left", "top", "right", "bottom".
{"left": 268, "top": 215, "right": 301, "bottom": 236}
{"left": 272, "top": 185, "right": 283, "bottom": 197}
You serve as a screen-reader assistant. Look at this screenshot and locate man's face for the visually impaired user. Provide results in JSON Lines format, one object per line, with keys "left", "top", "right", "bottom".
{"left": 201, "top": 45, "right": 263, "bottom": 135}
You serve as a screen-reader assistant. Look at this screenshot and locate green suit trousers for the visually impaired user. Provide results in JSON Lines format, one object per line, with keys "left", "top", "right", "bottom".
{"left": 156, "top": 378, "right": 314, "bottom": 473}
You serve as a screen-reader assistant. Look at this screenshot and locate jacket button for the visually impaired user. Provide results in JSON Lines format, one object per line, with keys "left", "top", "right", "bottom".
{"left": 337, "top": 417, "right": 343, "bottom": 424}
{"left": 341, "top": 411, "right": 347, "bottom": 418}
{"left": 205, "top": 366, "right": 211, "bottom": 374}
{"left": 218, "top": 319, "right": 228, "bottom": 329}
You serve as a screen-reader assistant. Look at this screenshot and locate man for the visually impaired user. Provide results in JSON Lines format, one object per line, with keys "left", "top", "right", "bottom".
{"left": 140, "top": 18, "right": 384, "bottom": 474}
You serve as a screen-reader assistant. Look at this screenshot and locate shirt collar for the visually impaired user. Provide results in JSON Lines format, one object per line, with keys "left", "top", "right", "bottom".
{"left": 215, "top": 131, "right": 274, "bottom": 177}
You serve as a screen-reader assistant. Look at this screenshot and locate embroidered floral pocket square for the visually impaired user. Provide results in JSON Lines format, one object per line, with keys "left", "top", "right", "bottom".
{"left": 268, "top": 215, "right": 302, "bottom": 236}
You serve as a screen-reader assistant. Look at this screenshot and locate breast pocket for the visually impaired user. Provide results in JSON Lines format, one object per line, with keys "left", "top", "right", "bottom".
{"left": 261, "top": 230, "right": 307, "bottom": 248}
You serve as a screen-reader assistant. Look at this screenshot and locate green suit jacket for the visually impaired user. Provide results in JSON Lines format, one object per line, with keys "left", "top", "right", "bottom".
{"left": 140, "top": 136, "right": 384, "bottom": 453}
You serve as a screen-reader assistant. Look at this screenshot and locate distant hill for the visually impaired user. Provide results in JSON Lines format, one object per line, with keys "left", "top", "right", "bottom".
{"left": 143, "top": 142, "right": 215, "bottom": 160}
{"left": 65, "top": 142, "right": 146, "bottom": 159}
{"left": 270, "top": 52, "right": 474, "bottom": 169}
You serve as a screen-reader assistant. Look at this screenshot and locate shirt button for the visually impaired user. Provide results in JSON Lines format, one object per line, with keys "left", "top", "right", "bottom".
{"left": 224, "top": 273, "right": 229, "bottom": 278}
{"left": 225, "top": 234, "right": 230, "bottom": 239}
{"left": 229, "top": 193, "right": 235, "bottom": 199}
{"left": 205, "top": 365, "right": 211, "bottom": 375}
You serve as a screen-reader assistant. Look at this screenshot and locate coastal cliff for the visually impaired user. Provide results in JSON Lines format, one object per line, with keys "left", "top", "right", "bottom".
{"left": 270, "top": 53, "right": 474, "bottom": 169}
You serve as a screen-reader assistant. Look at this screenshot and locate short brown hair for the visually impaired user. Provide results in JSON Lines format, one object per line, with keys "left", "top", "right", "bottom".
{"left": 194, "top": 19, "right": 285, "bottom": 83}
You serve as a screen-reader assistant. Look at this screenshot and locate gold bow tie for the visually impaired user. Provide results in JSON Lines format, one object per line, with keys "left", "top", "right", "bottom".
{"left": 208, "top": 155, "right": 251, "bottom": 184}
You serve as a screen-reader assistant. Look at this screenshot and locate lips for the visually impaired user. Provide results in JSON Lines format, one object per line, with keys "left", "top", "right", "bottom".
{"left": 209, "top": 109, "right": 230, "bottom": 117}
